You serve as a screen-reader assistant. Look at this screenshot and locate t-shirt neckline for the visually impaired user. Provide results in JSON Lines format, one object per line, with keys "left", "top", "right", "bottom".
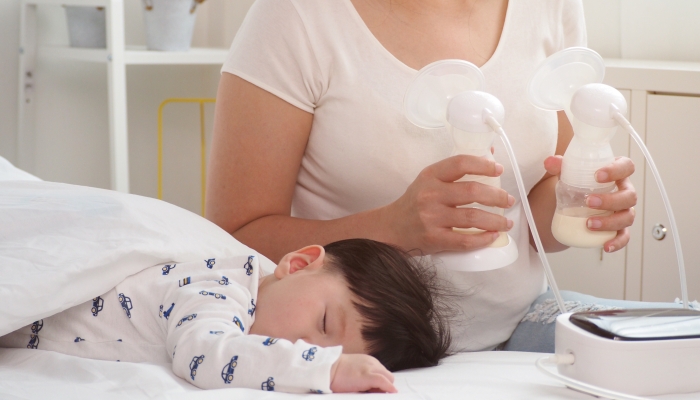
{"left": 341, "top": 0, "right": 512, "bottom": 73}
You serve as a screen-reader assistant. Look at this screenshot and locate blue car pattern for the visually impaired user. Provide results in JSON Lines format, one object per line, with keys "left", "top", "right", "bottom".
{"left": 205, "top": 258, "right": 216, "bottom": 269}
{"left": 27, "top": 334, "right": 39, "bottom": 349}
{"left": 302, "top": 347, "right": 317, "bottom": 361}
{"left": 200, "top": 290, "right": 226, "bottom": 300}
{"left": 178, "top": 277, "right": 191, "bottom": 287}
{"left": 189, "top": 355, "right": 205, "bottom": 380}
{"left": 248, "top": 299, "right": 256, "bottom": 316}
{"left": 91, "top": 296, "right": 104, "bottom": 316}
{"left": 261, "top": 377, "right": 275, "bottom": 391}
{"left": 74, "top": 337, "right": 85, "bottom": 342}
{"left": 263, "top": 337, "right": 278, "bottom": 346}
{"left": 118, "top": 293, "right": 133, "bottom": 318}
{"left": 309, "top": 389, "right": 324, "bottom": 394}
{"left": 159, "top": 303, "right": 175, "bottom": 319}
{"left": 221, "top": 355, "right": 238, "bottom": 384}
{"left": 243, "top": 255, "right": 254, "bottom": 276}
{"left": 31, "top": 320, "right": 43, "bottom": 334}
{"left": 216, "top": 276, "right": 229, "bottom": 285}
{"left": 162, "top": 264, "right": 176, "bottom": 275}
{"left": 233, "top": 316, "right": 244, "bottom": 332}
{"left": 210, "top": 331, "right": 224, "bottom": 335}
{"left": 177, "top": 313, "right": 197, "bottom": 327}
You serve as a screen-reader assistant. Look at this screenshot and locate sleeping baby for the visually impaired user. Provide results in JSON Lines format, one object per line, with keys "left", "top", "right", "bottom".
{"left": 0, "top": 238, "right": 451, "bottom": 394}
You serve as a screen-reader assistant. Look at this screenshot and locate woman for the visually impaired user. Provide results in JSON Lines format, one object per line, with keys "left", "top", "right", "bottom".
{"left": 205, "top": 0, "right": 637, "bottom": 352}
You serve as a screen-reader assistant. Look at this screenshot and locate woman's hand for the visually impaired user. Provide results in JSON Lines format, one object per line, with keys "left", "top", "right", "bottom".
{"left": 544, "top": 155, "right": 637, "bottom": 253}
{"left": 330, "top": 354, "right": 397, "bottom": 393}
{"left": 383, "top": 154, "right": 515, "bottom": 255}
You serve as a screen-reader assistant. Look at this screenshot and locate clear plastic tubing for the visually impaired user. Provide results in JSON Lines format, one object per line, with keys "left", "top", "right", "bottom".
{"left": 484, "top": 111, "right": 567, "bottom": 314}
{"left": 612, "top": 109, "right": 689, "bottom": 309}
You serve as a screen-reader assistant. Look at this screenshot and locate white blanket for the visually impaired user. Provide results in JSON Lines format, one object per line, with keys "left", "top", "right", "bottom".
{"left": 0, "top": 179, "right": 275, "bottom": 337}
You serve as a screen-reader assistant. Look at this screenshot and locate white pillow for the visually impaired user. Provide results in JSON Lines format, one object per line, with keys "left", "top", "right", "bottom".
{"left": 0, "top": 180, "right": 275, "bottom": 336}
{"left": 0, "top": 155, "right": 41, "bottom": 181}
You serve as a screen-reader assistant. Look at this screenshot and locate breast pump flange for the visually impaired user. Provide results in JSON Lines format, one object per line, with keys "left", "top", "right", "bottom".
{"left": 403, "top": 60, "right": 518, "bottom": 272}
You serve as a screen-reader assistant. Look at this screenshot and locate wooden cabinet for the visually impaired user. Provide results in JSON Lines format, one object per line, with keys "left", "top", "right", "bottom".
{"left": 548, "top": 60, "right": 700, "bottom": 303}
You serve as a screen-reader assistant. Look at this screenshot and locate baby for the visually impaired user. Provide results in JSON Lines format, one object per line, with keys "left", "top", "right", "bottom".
{"left": 0, "top": 239, "right": 451, "bottom": 394}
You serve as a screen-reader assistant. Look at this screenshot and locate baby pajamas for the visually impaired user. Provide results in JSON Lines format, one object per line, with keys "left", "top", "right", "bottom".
{"left": 0, "top": 255, "right": 341, "bottom": 393}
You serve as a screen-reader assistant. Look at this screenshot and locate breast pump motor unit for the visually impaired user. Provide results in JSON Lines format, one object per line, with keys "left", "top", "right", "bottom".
{"left": 404, "top": 48, "right": 700, "bottom": 399}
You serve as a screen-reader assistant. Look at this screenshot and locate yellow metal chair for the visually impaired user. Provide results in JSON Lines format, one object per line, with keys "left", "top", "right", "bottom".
{"left": 157, "top": 98, "right": 215, "bottom": 216}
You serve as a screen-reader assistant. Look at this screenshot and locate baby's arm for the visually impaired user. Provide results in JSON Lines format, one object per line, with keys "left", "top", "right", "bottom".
{"left": 164, "top": 281, "right": 341, "bottom": 393}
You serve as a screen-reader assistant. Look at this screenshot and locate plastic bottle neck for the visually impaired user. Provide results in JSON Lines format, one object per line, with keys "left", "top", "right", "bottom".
{"left": 449, "top": 124, "right": 495, "bottom": 157}
{"left": 560, "top": 113, "right": 617, "bottom": 189}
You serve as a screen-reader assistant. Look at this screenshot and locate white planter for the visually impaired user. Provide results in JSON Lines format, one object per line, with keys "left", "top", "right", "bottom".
{"left": 143, "top": 0, "right": 199, "bottom": 51}
{"left": 65, "top": 6, "right": 107, "bottom": 49}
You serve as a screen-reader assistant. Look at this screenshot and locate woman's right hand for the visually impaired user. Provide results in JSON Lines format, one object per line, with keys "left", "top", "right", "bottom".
{"left": 383, "top": 154, "right": 515, "bottom": 254}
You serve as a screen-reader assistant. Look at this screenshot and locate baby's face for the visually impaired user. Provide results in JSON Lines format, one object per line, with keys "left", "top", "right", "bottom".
{"left": 250, "top": 246, "right": 367, "bottom": 354}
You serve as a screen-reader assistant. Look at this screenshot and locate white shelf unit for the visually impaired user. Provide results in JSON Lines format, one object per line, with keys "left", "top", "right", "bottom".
{"left": 18, "top": 0, "right": 228, "bottom": 192}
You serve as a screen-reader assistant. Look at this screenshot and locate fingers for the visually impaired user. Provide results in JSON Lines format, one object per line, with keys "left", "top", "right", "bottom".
{"left": 595, "top": 157, "right": 635, "bottom": 183}
{"left": 543, "top": 155, "right": 563, "bottom": 176}
{"left": 367, "top": 373, "right": 397, "bottom": 393}
{"left": 443, "top": 180, "right": 515, "bottom": 209}
{"left": 586, "top": 178, "right": 637, "bottom": 212}
{"left": 603, "top": 227, "right": 630, "bottom": 253}
{"left": 441, "top": 207, "right": 512, "bottom": 233}
{"left": 426, "top": 155, "right": 503, "bottom": 183}
{"left": 586, "top": 207, "right": 635, "bottom": 233}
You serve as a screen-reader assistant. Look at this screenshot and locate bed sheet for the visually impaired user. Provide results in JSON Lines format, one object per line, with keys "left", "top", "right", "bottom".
{"left": 1, "top": 349, "right": 697, "bottom": 400}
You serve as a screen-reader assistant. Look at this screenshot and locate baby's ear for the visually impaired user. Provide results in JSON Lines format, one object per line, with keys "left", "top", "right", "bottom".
{"left": 274, "top": 245, "right": 325, "bottom": 279}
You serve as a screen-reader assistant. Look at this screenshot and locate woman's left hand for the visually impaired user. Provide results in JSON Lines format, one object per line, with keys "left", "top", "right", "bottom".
{"left": 544, "top": 155, "right": 637, "bottom": 253}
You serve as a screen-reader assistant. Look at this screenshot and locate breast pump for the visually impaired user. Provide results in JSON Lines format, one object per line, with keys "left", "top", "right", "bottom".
{"left": 529, "top": 47, "right": 698, "bottom": 399}
{"left": 403, "top": 60, "right": 566, "bottom": 311}
{"left": 405, "top": 48, "right": 699, "bottom": 399}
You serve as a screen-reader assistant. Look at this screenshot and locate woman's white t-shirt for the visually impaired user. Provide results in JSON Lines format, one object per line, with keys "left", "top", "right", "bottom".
{"left": 222, "top": 0, "right": 586, "bottom": 351}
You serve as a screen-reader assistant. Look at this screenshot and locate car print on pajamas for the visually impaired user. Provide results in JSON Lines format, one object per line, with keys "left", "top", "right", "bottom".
{"left": 199, "top": 290, "right": 226, "bottom": 300}
{"left": 263, "top": 337, "right": 278, "bottom": 346}
{"left": 309, "top": 389, "right": 324, "bottom": 394}
{"left": 233, "top": 316, "right": 244, "bottom": 332}
{"left": 189, "top": 355, "right": 205, "bottom": 380}
{"left": 177, "top": 313, "right": 197, "bottom": 327}
{"left": 118, "top": 293, "right": 133, "bottom": 318}
{"left": 302, "top": 347, "right": 317, "bottom": 361}
{"left": 248, "top": 299, "right": 256, "bottom": 316}
{"left": 74, "top": 337, "right": 85, "bottom": 342}
{"left": 159, "top": 303, "right": 175, "bottom": 319}
{"left": 216, "top": 276, "right": 229, "bottom": 285}
{"left": 205, "top": 258, "right": 216, "bottom": 269}
{"left": 210, "top": 331, "right": 224, "bottom": 335}
{"left": 27, "top": 334, "right": 39, "bottom": 349}
{"left": 91, "top": 297, "right": 104, "bottom": 316}
{"left": 30, "top": 320, "right": 43, "bottom": 334}
{"left": 244, "top": 255, "right": 254, "bottom": 276}
{"left": 261, "top": 377, "right": 275, "bottom": 391}
{"left": 179, "top": 277, "right": 191, "bottom": 287}
{"left": 221, "top": 355, "right": 238, "bottom": 384}
{"left": 162, "top": 264, "right": 176, "bottom": 275}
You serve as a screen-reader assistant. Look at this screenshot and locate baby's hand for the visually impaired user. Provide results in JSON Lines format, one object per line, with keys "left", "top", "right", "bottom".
{"left": 330, "top": 354, "right": 397, "bottom": 393}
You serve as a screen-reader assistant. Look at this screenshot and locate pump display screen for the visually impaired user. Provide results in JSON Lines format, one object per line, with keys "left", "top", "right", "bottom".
{"left": 569, "top": 308, "right": 700, "bottom": 341}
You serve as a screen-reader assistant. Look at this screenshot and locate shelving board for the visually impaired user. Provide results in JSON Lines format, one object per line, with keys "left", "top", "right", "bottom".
{"left": 37, "top": 46, "right": 229, "bottom": 65}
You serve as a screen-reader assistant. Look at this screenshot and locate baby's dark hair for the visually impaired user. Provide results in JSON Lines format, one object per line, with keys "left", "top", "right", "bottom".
{"left": 323, "top": 238, "right": 452, "bottom": 372}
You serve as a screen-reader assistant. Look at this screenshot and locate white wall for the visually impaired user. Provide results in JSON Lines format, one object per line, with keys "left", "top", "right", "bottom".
{"left": 583, "top": 0, "right": 700, "bottom": 61}
{"left": 0, "top": 0, "right": 697, "bottom": 214}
